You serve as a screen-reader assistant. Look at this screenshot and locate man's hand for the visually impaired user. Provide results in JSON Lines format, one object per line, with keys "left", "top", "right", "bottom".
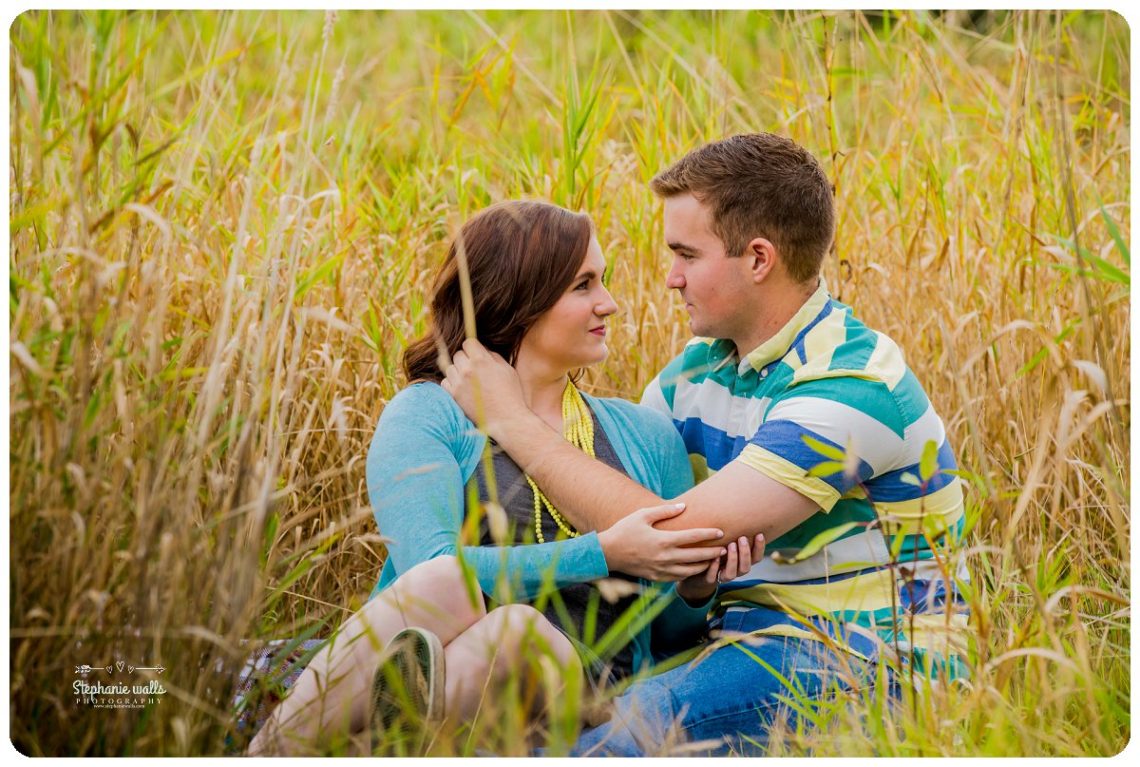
{"left": 676, "top": 532, "right": 765, "bottom": 604}
{"left": 441, "top": 339, "right": 526, "bottom": 435}
{"left": 596, "top": 503, "right": 725, "bottom": 581}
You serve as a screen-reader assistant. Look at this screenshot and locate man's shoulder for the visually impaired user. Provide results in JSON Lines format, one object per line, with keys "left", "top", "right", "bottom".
{"left": 790, "top": 303, "right": 909, "bottom": 389}
{"left": 655, "top": 337, "right": 733, "bottom": 396}
{"left": 779, "top": 306, "right": 934, "bottom": 433}
{"left": 663, "top": 336, "right": 722, "bottom": 369}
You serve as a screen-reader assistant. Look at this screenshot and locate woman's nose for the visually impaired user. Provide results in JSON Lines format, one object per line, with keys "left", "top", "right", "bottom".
{"left": 596, "top": 286, "right": 618, "bottom": 316}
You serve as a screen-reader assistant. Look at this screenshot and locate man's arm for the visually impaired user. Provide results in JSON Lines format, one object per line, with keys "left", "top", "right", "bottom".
{"left": 441, "top": 340, "right": 820, "bottom": 544}
{"left": 490, "top": 410, "right": 816, "bottom": 543}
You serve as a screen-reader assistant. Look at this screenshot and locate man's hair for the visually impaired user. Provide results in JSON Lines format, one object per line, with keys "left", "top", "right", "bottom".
{"left": 650, "top": 133, "right": 835, "bottom": 283}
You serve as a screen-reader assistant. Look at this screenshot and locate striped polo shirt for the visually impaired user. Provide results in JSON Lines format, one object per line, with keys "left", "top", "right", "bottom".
{"left": 642, "top": 280, "right": 970, "bottom": 676}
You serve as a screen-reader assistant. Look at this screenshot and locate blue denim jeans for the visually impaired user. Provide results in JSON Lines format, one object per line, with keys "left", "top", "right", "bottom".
{"left": 569, "top": 613, "right": 883, "bottom": 757}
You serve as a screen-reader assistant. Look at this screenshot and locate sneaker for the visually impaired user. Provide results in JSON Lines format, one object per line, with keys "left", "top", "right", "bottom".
{"left": 369, "top": 627, "right": 446, "bottom": 747}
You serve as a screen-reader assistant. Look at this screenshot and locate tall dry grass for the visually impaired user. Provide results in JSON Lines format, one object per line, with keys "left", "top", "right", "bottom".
{"left": 8, "top": 9, "right": 1129, "bottom": 756}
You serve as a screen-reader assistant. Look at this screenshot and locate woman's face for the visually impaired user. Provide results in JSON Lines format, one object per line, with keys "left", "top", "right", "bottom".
{"left": 517, "top": 238, "right": 617, "bottom": 374}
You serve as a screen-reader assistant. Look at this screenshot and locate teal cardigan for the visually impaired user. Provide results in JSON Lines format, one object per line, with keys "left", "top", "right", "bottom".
{"left": 365, "top": 382, "right": 711, "bottom": 670}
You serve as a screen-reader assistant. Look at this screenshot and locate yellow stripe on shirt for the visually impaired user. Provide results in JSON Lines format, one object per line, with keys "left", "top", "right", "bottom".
{"left": 873, "top": 479, "right": 966, "bottom": 537}
{"left": 738, "top": 443, "right": 841, "bottom": 511}
{"left": 729, "top": 567, "right": 900, "bottom": 615}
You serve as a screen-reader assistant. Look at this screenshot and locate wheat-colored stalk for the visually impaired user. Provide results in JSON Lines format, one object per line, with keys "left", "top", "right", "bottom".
{"left": 9, "top": 9, "right": 1129, "bottom": 756}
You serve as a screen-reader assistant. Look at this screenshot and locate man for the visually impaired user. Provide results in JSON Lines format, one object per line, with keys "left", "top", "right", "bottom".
{"left": 443, "top": 133, "right": 969, "bottom": 754}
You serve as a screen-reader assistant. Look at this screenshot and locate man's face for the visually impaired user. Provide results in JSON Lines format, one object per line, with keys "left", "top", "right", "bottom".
{"left": 662, "top": 193, "right": 755, "bottom": 343}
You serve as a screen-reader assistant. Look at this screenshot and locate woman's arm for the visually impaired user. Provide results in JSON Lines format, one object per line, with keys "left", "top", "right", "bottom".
{"left": 370, "top": 386, "right": 725, "bottom": 600}
{"left": 649, "top": 583, "right": 715, "bottom": 657}
{"left": 368, "top": 385, "right": 611, "bottom": 601}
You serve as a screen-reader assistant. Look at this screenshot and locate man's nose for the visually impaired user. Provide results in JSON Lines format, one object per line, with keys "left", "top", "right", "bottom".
{"left": 666, "top": 264, "right": 685, "bottom": 290}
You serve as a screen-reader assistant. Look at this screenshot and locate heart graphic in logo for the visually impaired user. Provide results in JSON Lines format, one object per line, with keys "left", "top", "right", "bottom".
{"left": 116, "top": 661, "right": 125, "bottom": 673}
{"left": 128, "top": 665, "right": 136, "bottom": 673}
{"left": 105, "top": 666, "right": 113, "bottom": 674}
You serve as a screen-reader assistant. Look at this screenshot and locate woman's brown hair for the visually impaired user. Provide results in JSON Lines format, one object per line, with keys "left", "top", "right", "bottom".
{"left": 403, "top": 201, "right": 594, "bottom": 383}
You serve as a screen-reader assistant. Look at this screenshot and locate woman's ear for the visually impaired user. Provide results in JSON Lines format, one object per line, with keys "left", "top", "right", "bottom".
{"left": 746, "top": 237, "right": 777, "bottom": 283}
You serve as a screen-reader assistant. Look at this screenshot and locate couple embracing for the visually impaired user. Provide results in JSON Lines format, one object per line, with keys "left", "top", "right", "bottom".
{"left": 248, "top": 133, "right": 969, "bottom": 756}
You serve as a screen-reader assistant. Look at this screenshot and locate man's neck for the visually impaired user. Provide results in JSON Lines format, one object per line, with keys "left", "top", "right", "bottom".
{"left": 731, "top": 276, "right": 821, "bottom": 357}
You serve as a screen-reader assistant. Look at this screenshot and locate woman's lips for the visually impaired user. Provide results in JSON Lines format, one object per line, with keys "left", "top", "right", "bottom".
{"left": 589, "top": 327, "right": 606, "bottom": 336}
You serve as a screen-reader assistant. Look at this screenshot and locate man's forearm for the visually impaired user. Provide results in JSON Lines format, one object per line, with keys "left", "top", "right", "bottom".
{"left": 494, "top": 410, "right": 662, "bottom": 531}
{"left": 495, "top": 413, "right": 819, "bottom": 546}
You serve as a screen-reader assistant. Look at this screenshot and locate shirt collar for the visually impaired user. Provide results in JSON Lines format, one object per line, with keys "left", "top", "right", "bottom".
{"left": 742, "top": 277, "right": 832, "bottom": 372}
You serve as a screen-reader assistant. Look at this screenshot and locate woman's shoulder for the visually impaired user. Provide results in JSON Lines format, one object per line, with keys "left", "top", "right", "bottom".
{"left": 387, "top": 380, "right": 453, "bottom": 407}
{"left": 367, "top": 382, "right": 486, "bottom": 492}
{"left": 370, "top": 382, "right": 486, "bottom": 472}
{"left": 378, "top": 382, "right": 467, "bottom": 431}
{"left": 584, "top": 392, "right": 689, "bottom": 493}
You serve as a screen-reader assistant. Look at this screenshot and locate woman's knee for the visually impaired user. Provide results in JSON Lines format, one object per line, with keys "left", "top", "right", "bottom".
{"left": 484, "top": 605, "right": 573, "bottom": 660}
{"left": 486, "top": 604, "right": 544, "bottom": 637}
{"left": 352, "top": 555, "right": 487, "bottom": 650}
{"left": 391, "top": 556, "right": 483, "bottom": 618}
{"left": 400, "top": 555, "right": 464, "bottom": 591}
{"left": 440, "top": 607, "right": 558, "bottom": 721}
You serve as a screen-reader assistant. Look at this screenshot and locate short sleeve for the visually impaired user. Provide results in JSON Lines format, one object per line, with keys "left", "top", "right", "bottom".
{"left": 734, "top": 380, "right": 904, "bottom": 511}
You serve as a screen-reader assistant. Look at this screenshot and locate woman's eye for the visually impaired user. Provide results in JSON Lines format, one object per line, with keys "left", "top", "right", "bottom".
{"left": 575, "top": 280, "right": 590, "bottom": 290}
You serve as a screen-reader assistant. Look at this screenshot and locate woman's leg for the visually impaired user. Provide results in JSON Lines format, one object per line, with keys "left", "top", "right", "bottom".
{"left": 443, "top": 604, "right": 582, "bottom": 722}
{"left": 248, "top": 555, "right": 485, "bottom": 756}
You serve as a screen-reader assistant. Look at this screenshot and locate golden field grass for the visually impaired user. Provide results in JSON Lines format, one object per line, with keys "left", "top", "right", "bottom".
{"left": 8, "top": 9, "right": 1130, "bottom": 756}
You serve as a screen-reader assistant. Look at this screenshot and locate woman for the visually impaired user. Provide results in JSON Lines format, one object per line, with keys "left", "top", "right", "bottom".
{"left": 247, "top": 201, "right": 761, "bottom": 755}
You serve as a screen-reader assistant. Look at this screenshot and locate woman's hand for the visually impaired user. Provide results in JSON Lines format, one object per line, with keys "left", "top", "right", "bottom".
{"left": 596, "top": 503, "right": 725, "bottom": 582}
{"left": 676, "top": 533, "right": 766, "bottom": 604}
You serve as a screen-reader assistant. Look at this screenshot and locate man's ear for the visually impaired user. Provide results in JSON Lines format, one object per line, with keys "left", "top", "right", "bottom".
{"left": 745, "top": 237, "right": 777, "bottom": 283}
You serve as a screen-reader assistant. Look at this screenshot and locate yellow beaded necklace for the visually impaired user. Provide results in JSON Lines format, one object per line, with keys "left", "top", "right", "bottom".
{"left": 529, "top": 380, "right": 594, "bottom": 543}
